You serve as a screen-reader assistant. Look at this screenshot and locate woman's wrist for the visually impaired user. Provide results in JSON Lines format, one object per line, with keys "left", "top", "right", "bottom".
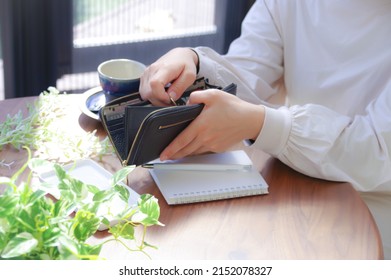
{"left": 247, "top": 104, "right": 265, "bottom": 141}
{"left": 189, "top": 48, "right": 200, "bottom": 74}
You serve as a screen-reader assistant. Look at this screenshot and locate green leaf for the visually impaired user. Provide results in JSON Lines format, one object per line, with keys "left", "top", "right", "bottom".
{"left": 101, "top": 217, "right": 110, "bottom": 226}
{"left": 57, "top": 234, "right": 102, "bottom": 260}
{"left": 0, "top": 218, "right": 10, "bottom": 234}
{"left": 0, "top": 232, "right": 7, "bottom": 250}
{"left": 52, "top": 199, "right": 76, "bottom": 218}
{"left": 53, "top": 164, "right": 67, "bottom": 181}
{"left": 92, "top": 188, "right": 115, "bottom": 203}
{"left": 25, "top": 189, "right": 47, "bottom": 207}
{"left": 77, "top": 243, "right": 102, "bottom": 259}
{"left": 86, "top": 184, "right": 100, "bottom": 195}
{"left": 56, "top": 172, "right": 88, "bottom": 204}
{"left": 19, "top": 183, "right": 34, "bottom": 205}
{"left": 57, "top": 181, "right": 77, "bottom": 201}
{"left": 109, "top": 222, "right": 135, "bottom": 240}
{"left": 0, "top": 194, "right": 19, "bottom": 217}
{"left": 68, "top": 179, "right": 88, "bottom": 202}
{"left": 15, "top": 209, "right": 36, "bottom": 232}
{"left": 41, "top": 227, "right": 62, "bottom": 247}
{"left": 1, "top": 232, "right": 38, "bottom": 259}
{"left": 81, "top": 200, "right": 100, "bottom": 215}
{"left": 28, "top": 158, "right": 54, "bottom": 174}
{"left": 72, "top": 210, "right": 101, "bottom": 242}
{"left": 111, "top": 165, "right": 135, "bottom": 186}
{"left": 133, "top": 194, "right": 162, "bottom": 226}
{"left": 114, "top": 184, "right": 130, "bottom": 203}
{"left": 57, "top": 235, "right": 79, "bottom": 259}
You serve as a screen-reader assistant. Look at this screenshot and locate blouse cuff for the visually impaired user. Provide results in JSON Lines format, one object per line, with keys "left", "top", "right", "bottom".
{"left": 252, "top": 106, "right": 292, "bottom": 156}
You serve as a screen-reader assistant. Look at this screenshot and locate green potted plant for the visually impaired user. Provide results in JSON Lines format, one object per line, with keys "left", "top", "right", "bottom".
{"left": 1, "top": 88, "right": 163, "bottom": 259}
{"left": 0, "top": 148, "right": 162, "bottom": 260}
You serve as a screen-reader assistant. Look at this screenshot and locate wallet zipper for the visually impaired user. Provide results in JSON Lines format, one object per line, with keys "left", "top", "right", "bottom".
{"left": 124, "top": 107, "right": 167, "bottom": 166}
{"left": 158, "top": 118, "right": 195, "bottom": 130}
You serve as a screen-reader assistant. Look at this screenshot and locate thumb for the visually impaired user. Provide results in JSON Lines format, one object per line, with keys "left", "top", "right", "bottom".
{"left": 187, "top": 90, "right": 211, "bottom": 105}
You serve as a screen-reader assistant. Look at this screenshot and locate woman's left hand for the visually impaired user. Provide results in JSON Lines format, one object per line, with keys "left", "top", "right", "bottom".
{"left": 160, "top": 89, "right": 265, "bottom": 161}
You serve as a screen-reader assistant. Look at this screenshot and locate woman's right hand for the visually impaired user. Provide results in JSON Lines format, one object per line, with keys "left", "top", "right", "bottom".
{"left": 139, "top": 47, "right": 199, "bottom": 106}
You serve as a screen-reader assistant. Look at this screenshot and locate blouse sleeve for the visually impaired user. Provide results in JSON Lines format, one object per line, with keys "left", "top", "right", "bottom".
{"left": 254, "top": 85, "right": 391, "bottom": 192}
{"left": 195, "top": 0, "right": 284, "bottom": 106}
{"left": 194, "top": 0, "right": 391, "bottom": 192}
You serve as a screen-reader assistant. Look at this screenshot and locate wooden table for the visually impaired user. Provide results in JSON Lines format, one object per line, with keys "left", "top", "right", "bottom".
{"left": 0, "top": 95, "right": 384, "bottom": 259}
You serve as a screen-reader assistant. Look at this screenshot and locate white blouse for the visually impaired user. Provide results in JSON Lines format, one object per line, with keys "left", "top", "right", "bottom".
{"left": 195, "top": 0, "right": 391, "bottom": 193}
{"left": 195, "top": 0, "right": 391, "bottom": 259}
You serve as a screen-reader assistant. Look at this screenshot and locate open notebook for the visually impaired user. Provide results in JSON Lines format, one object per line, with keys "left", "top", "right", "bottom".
{"left": 148, "top": 150, "right": 269, "bottom": 205}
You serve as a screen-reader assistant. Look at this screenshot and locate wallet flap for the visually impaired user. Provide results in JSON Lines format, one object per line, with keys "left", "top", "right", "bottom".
{"left": 124, "top": 106, "right": 164, "bottom": 158}
{"left": 127, "top": 104, "right": 204, "bottom": 166}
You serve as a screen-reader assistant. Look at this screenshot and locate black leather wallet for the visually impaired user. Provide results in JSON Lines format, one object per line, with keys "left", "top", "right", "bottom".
{"left": 99, "top": 77, "right": 237, "bottom": 166}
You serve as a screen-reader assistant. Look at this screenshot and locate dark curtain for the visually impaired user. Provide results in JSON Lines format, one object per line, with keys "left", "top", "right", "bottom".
{"left": 220, "top": 0, "right": 255, "bottom": 54}
{"left": 0, "top": 0, "right": 72, "bottom": 98}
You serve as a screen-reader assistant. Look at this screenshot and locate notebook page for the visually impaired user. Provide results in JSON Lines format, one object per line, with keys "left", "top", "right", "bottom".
{"left": 149, "top": 150, "right": 269, "bottom": 204}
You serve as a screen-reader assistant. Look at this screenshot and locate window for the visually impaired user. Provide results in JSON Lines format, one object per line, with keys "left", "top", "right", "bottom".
{"left": 57, "top": 0, "right": 222, "bottom": 93}
{"left": 0, "top": 0, "right": 254, "bottom": 99}
{"left": 73, "top": 0, "right": 216, "bottom": 48}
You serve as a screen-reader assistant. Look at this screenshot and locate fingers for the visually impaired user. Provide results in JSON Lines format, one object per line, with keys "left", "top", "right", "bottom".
{"left": 160, "top": 89, "right": 266, "bottom": 161}
{"left": 160, "top": 121, "right": 203, "bottom": 161}
{"left": 166, "top": 70, "right": 196, "bottom": 101}
{"left": 160, "top": 121, "right": 227, "bottom": 161}
{"left": 139, "top": 63, "right": 177, "bottom": 106}
{"left": 139, "top": 48, "right": 198, "bottom": 106}
{"left": 160, "top": 91, "right": 214, "bottom": 161}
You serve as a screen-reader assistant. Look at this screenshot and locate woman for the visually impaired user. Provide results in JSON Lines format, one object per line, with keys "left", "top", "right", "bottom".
{"left": 140, "top": 0, "right": 391, "bottom": 258}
